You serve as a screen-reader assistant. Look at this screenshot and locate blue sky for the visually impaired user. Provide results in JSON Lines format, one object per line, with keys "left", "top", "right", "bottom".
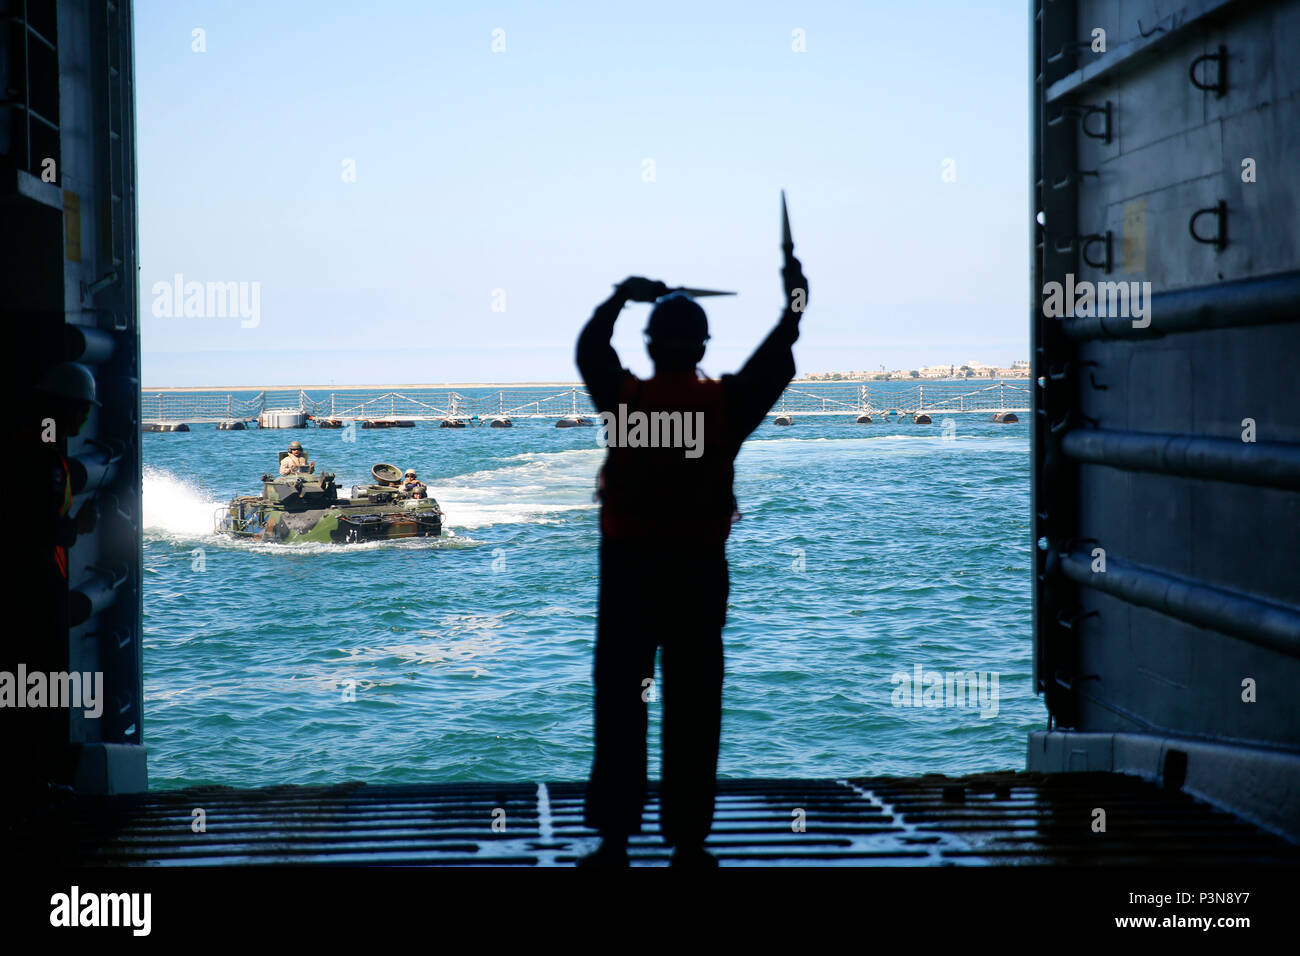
{"left": 135, "top": 1, "right": 1029, "bottom": 386}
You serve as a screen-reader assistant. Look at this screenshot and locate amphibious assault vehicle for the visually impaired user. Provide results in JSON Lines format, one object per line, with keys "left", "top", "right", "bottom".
{"left": 215, "top": 459, "right": 443, "bottom": 543}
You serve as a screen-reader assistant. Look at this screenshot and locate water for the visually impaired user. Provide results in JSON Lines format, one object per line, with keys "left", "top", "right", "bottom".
{"left": 142, "top": 404, "right": 1037, "bottom": 789}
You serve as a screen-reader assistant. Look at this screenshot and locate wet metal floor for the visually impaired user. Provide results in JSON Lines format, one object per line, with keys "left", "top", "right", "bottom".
{"left": 17, "top": 772, "right": 1299, "bottom": 866}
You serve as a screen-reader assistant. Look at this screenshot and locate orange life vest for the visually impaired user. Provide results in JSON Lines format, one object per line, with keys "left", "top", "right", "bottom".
{"left": 597, "top": 373, "right": 737, "bottom": 542}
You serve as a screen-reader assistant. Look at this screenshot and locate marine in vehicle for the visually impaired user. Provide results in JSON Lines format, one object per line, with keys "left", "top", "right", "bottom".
{"left": 279, "top": 440, "right": 311, "bottom": 475}
{"left": 216, "top": 459, "right": 443, "bottom": 543}
{"left": 401, "top": 468, "right": 428, "bottom": 499}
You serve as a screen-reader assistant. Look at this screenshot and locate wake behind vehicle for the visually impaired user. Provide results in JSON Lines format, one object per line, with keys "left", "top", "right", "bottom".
{"left": 216, "top": 459, "right": 443, "bottom": 543}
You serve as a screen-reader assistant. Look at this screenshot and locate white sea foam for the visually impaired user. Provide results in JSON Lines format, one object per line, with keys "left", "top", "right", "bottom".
{"left": 142, "top": 466, "right": 224, "bottom": 540}
{"left": 429, "top": 448, "right": 600, "bottom": 531}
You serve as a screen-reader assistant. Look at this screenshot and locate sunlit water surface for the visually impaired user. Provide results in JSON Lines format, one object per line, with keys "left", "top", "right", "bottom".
{"left": 143, "top": 406, "right": 1035, "bottom": 788}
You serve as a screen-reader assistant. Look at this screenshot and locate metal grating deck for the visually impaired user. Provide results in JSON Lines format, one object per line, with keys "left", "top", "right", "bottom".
{"left": 12, "top": 772, "right": 1299, "bottom": 866}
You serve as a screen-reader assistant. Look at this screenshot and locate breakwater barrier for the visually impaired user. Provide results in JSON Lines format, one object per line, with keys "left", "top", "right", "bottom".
{"left": 141, "top": 381, "right": 1032, "bottom": 427}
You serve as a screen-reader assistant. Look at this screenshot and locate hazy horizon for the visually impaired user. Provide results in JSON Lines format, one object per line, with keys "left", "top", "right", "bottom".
{"left": 140, "top": 351, "right": 1031, "bottom": 389}
{"left": 137, "top": 1, "right": 1028, "bottom": 386}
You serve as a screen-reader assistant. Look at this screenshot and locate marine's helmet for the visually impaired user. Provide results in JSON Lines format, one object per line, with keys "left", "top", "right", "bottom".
{"left": 405, "top": 469, "right": 417, "bottom": 478}
{"left": 645, "top": 292, "right": 709, "bottom": 347}
{"left": 36, "top": 362, "right": 101, "bottom": 406}
{"left": 289, "top": 440, "right": 303, "bottom": 451}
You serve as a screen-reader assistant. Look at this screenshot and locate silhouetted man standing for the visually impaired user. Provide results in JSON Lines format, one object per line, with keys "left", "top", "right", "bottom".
{"left": 576, "top": 249, "right": 808, "bottom": 867}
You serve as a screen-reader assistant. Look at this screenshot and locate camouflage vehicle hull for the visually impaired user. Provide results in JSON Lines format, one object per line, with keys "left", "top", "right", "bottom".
{"left": 216, "top": 466, "right": 443, "bottom": 544}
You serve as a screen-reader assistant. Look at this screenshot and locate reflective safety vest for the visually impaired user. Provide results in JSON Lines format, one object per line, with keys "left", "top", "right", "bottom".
{"left": 54, "top": 453, "right": 71, "bottom": 579}
{"left": 597, "top": 373, "right": 738, "bottom": 542}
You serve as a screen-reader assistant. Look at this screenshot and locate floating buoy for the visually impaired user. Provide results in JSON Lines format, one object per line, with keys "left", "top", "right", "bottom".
{"left": 856, "top": 414, "right": 872, "bottom": 424}
{"left": 258, "top": 409, "right": 307, "bottom": 428}
{"left": 487, "top": 417, "right": 513, "bottom": 428}
{"left": 992, "top": 412, "right": 1019, "bottom": 423}
{"left": 217, "top": 420, "right": 246, "bottom": 430}
{"left": 364, "top": 419, "right": 416, "bottom": 429}
{"left": 439, "top": 419, "right": 468, "bottom": 429}
{"left": 143, "top": 422, "right": 189, "bottom": 432}
{"left": 316, "top": 419, "right": 344, "bottom": 429}
{"left": 773, "top": 415, "right": 794, "bottom": 426}
{"left": 913, "top": 413, "right": 932, "bottom": 424}
{"left": 556, "top": 416, "right": 593, "bottom": 428}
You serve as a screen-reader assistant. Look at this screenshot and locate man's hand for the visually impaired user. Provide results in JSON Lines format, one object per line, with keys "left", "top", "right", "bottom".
{"left": 616, "top": 276, "right": 670, "bottom": 303}
{"left": 783, "top": 256, "right": 809, "bottom": 316}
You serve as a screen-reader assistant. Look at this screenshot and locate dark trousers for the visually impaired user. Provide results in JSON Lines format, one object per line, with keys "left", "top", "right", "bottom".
{"left": 584, "top": 536, "right": 729, "bottom": 847}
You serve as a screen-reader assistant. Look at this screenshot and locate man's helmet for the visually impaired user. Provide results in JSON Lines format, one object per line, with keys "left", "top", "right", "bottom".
{"left": 36, "top": 362, "right": 101, "bottom": 406}
{"left": 645, "top": 293, "right": 709, "bottom": 347}
{"left": 289, "top": 440, "right": 303, "bottom": 451}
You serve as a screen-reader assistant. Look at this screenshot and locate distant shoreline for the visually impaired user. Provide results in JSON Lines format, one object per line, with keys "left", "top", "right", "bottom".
{"left": 142, "top": 375, "right": 1033, "bottom": 391}
{"left": 142, "top": 382, "right": 592, "bottom": 392}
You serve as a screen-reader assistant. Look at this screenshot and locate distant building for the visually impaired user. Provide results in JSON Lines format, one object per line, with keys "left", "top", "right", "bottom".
{"left": 799, "top": 361, "right": 1028, "bottom": 382}
{"left": 919, "top": 365, "right": 954, "bottom": 379}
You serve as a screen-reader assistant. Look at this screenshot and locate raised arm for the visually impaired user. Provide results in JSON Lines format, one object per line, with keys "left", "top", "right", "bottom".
{"left": 725, "top": 255, "right": 809, "bottom": 440}
{"left": 576, "top": 276, "right": 668, "bottom": 413}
